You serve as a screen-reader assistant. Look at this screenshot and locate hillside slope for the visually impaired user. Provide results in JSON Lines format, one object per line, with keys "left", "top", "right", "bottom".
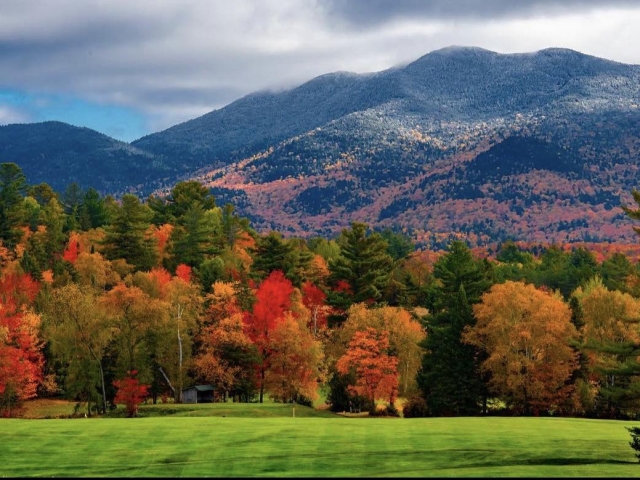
{"left": 2, "top": 47, "right": 640, "bottom": 246}
{"left": 0, "top": 122, "right": 166, "bottom": 195}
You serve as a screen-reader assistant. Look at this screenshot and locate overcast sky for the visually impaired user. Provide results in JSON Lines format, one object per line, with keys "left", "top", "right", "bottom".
{"left": 1, "top": 0, "right": 640, "bottom": 141}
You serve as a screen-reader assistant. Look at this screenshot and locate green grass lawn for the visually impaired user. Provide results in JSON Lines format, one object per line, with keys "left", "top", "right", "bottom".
{"left": 2, "top": 404, "right": 640, "bottom": 477}
{"left": 127, "top": 401, "right": 338, "bottom": 418}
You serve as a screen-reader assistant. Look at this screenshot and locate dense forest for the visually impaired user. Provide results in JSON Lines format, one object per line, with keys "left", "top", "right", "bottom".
{"left": 2, "top": 161, "right": 640, "bottom": 420}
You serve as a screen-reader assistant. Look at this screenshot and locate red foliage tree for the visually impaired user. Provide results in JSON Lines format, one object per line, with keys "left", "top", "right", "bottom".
{"left": 62, "top": 233, "right": 81, "bottom": 264}
{"left": 0, "top": 273, "right": 40, "bottom": 307}
{"left": 244, "top": 270, "right": 293, "bottom": 343}
{"left": 242, "top": 270, "right": 293, "bottom": 402}
{"left": 336, "top": 327, "right": 399, "bottom": 410}
{"left": 113, "top": 370, "right": 149, "bottom": 417}
{"left": 0, "top": 273, "right": 43, "bottom": 417}
{"left": 301, "top": 281, "right": 329, "bottom": 336}
{"left": 175, "top": 264, "right": 192, "bottom": 283}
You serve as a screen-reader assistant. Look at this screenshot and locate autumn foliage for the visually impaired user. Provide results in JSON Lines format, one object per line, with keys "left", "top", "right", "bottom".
{"left": 265, "top": 313, "right": 324, "bottom": 403}
{"left": 0, "top": 273, "right": 43, "bottom": 417}
{"left": 244, "top": 270, "right": 293, "bottom": 340}
{"left": 113, "top": 370, "right": 149, "bottom": 417}
{"left": 301, "top": 281, "right": 329, "bottom": 335}
{"left": 336, "top": 327, "right": 399, "bottom": 409}
{"left": 5, "top": 162, "right": 640, "bottom": 420}
{"left": 242, "top": 270, "right": 295, "bottom": 401}
{"left": 463, "top": 281, "right": 578, "bottom": 415}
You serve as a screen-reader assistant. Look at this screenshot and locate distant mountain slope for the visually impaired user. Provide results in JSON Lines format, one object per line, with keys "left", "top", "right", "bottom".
{"left": 2, "top": 47, "right": 640, "bottom": 246}
{"left": 185, "top": 47, "right": 640, "bottom": 246}
{"left": 131, "top": 71, "right": 387, "bottom": 169}
{"left": 0, "top": 121, "right": 167, "bottom": 195}
{"left": 132, "top": 46, "right": 638, "bottom": 169}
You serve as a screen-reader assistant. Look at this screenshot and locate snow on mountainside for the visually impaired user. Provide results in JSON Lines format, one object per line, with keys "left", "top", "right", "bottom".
{"left": 2, "top": 46, "right": 640, "bottom": 246}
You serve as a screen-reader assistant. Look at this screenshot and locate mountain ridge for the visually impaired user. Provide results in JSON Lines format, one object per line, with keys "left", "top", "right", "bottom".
{"left": 1, "top": 46, "right": 640, "bottom": 246}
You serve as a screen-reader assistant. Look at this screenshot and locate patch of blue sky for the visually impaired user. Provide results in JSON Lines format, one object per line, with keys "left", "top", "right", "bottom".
{"left": 0, "top": 89, "right": 148, "bottom": 143}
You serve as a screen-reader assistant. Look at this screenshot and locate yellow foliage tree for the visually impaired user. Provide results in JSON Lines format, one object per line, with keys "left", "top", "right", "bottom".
{"left": 331, "top": 303, "right": 425, "bottom": 396}
{"left": 463, "top": 281, "right": 578, "bottom": 415}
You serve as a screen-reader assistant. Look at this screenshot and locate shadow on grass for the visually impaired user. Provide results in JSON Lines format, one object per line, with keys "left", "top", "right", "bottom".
{"left": 521, "top": 458, "right": 634, "bottom": 466}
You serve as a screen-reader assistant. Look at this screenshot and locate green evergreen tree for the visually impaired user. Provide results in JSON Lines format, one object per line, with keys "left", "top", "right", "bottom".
{"left": 169, "top": 204, "right": 219, "bottom": 269}
{"left": 221, "top": 203, "right": 244, "bottom": 248}
{"left": 62, "top": 182, "right": 84, "bottom": 232}
{"left": 567, "top": 295, "right": 591, "bottom": 414}
{"left": 101, "top": 194, "right": 156, "bottom": 271}
{"left": 41, "top": 197, "right": 67, "bottom": 266}
{"left": 0, "top": 162, "right": 28, "bottom": 250}
{"left": 147, "top": 194, "right": 170, "bottom": 226}
{"left": 380, "top": 228, "right": 415, "bottom": 261}
{"left": 250, "top": 233, "right": 313, "bottom": 285}
{"left": 195, "top": 257, "right": 225, "bottom": 293}
{"left": 79, "top": 188, "right": 109, "bottom": 230}
{"left": 600, "top": 253, "right": 633, "bottom": 293}
{"left": 418, "top": 285, "right": 486, "bottom": 415}
{"left": 167, "top": 180, "right": 216, "bottom": 220}
{"left": 528, "top": 245, "right": 573, "bottom": 298}
{"left": 433, "top": 241, "right": 491, "bottom": 308}
{"left": 417, "top": 241, "right": 491, "bottom": 416}
{"left": 251, "top": 232, "right": 294, "bottom": 279}
{"left": 587, "top": 340, "right": 640, "bottom": 418}
{"left": 329, "top": 222, "right": 394, "bottom": 304}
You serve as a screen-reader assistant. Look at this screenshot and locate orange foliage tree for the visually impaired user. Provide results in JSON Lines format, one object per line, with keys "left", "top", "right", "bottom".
{"left": 336, "top": 327, "right": 399, "bottom": 412}
{"left": 194, "top": 313, "right": 260, "bottom": 402}
{"left": 332, "top": 303, "right": 425, "bottom": 397}
{"left": 202, "top": 281, "right": 242, "bottom": 325}
{"left": 264, "top": 313, "right": 324, "bottom": 403}
{"left": 463, "top": 281, "right": 578, "bottom": 415}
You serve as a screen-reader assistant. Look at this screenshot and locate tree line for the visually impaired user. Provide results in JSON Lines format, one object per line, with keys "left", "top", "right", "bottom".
{"left": 2, "top": 161, "right": 640, "bottom": 419}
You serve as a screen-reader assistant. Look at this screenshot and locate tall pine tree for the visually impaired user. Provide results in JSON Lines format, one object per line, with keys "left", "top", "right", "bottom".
{"left": 0, "top": 162, "right": 28, "bottom": 250}
{"left": 101, "top": 194, "right": 157, "bottom": 271}
{"left": 329, "top": 222, "right": 394, "bottom": 304}
{"left": 417, "top": 241, "right": 491, "bottom": 415}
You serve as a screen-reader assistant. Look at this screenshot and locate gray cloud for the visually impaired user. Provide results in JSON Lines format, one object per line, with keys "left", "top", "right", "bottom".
{"left": 1, "top": 0, "right": 640, "bottom": 139}
{"left": 321, "top": 0, "right": 640, "bottom": 27}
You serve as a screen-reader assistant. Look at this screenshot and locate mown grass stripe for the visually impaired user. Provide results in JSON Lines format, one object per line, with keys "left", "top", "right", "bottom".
{"left": 2, "top": 408, "right": 639, "bottom": 477}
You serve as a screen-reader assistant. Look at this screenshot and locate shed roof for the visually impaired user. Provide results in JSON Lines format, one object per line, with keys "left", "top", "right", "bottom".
{"left": 183, "top": 384, "right": 215, "bottom": 392}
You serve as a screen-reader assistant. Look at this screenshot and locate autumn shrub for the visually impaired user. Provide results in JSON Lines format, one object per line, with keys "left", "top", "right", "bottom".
{"left": 402, "top": 395, "right": 429, "bottom": 418}
{"left": 113, "top": 370, "right": 148, "bottom": 418}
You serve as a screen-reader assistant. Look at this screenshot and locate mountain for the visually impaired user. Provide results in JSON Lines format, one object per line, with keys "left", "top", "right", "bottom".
{"left": 3, "top": 46, "right": 640, "bottom": 246}
{"left": 176, "top": 46, "right": 640, "bottom": 246}
{"left": 0, "top": 121, "right": 168, "bottom": 195}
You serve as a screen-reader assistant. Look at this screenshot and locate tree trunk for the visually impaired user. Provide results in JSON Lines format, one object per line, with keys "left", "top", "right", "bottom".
{"left": 177, "top": 323, "right": 183, "bottom": 403}
{"left": 88, "top": 344, "right": 107, "bottom": 414}
{"left": 176, "top": 303, "right": 185, "bottom": 403}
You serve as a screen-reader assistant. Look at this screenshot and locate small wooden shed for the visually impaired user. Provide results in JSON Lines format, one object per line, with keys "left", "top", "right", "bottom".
{"left": 182, "top": 385, "right": 215, "bottom": 404}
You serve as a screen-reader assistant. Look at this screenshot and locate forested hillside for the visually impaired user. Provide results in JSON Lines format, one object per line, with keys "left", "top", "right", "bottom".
{"left": 3, "top": 162, "right": 640, "bottom": 420}
{"left": 2, "top": 47, "right": 640, "bottom": 246}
